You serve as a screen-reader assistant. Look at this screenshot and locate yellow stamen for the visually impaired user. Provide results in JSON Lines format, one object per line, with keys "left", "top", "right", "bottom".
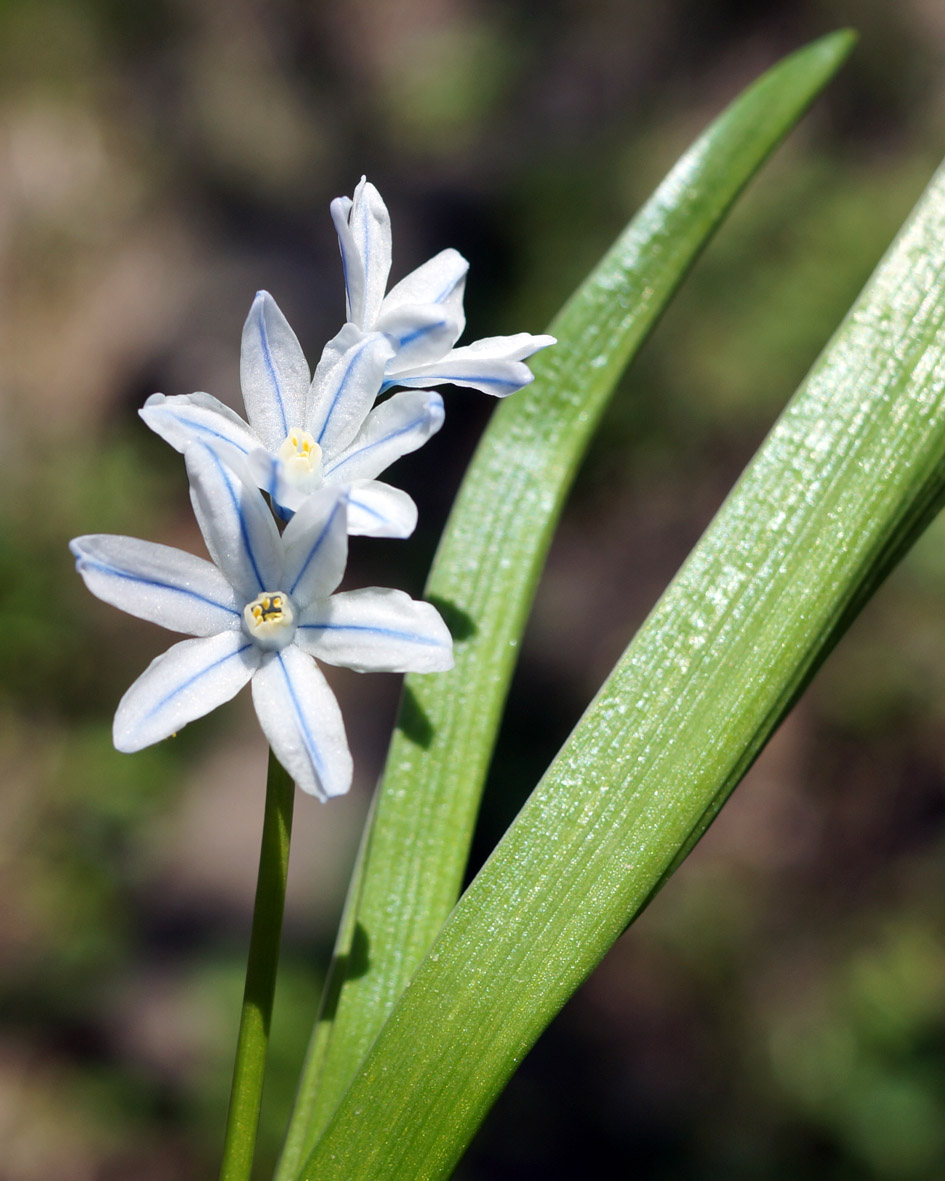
{"left": 243, "top": 590, "right": 296, "bottom": 650}
{"left": 279, "top": 429, "right": 322, "bottom": 469}
{"left": 251, "top": 593, "right": 286, "bottom": 622}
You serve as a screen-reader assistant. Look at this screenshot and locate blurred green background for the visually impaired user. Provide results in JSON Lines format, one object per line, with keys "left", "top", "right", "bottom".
{"left": 4, "top": 1, "right": 945, "bottom": 1178}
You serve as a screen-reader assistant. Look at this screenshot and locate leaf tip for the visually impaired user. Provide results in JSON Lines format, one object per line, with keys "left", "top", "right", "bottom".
{"left": 811, "top": 27, "right": 859, "bottom": 65}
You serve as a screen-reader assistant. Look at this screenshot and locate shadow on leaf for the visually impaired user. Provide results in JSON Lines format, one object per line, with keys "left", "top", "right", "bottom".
{"left": 318, "top": 922, "right": 371, "bottom": 1022}
{"left": 426, "top": 595, "right": 476, "bottom": 641}
{"left": 398, "top": 684, "right": 434, "bottom": 748}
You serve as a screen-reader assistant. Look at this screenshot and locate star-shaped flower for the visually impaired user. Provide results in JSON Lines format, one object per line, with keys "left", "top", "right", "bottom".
{"left": 70, "top": 443, "right": 453, "bottom": 799}
{"left": 331, "top": 176, "right": 556, "bottom": 396}
{"left": 142, "top": 178, "right": 554, "bottom": 538}
{"left": 141, "top": 294, "right": 444, "bottom": 538}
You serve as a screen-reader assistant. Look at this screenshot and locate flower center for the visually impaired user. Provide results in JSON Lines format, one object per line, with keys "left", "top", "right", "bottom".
{"left": 243, "top": 591, "right": 297, "bottom": 650}
{"left": 278, "top": 428, "right": 323, "bottom": 490}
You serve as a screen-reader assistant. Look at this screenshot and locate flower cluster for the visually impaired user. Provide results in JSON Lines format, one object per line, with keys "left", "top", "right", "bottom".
{"left": 71, "top": 178, "right": 554, "bottom": 799}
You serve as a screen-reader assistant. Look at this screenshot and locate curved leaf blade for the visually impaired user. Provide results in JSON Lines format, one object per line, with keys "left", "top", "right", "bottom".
{"left": 300, "top": 149, "right": 945, "bottom": 1179}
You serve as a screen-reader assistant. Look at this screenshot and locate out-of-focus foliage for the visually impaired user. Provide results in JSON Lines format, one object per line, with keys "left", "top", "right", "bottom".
{"left": 3, "top": 1, "right": 945, "bottom": 1178}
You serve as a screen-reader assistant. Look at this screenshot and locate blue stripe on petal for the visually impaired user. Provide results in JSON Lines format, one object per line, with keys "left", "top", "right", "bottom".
{"left": 360, "top": 233, "right": 370, "bottom": 300}
{"left": 253, "top": 298, "right": 290, "bottom": 437}
{"left": 316, "top": 336, "right": 380, "bottom": 446}
{"left": 323, "top": 415, "right": 432, "bottom": 478}
{"left": 203, "top": 446, "right": 267, "bottom": 593}
{"left": 344, "top": 494, "right": 385, "bottom": 523}
{"left": 145, "top": 642, "right": 255, "bottom": 722}
{"left": 171, "top": 415, "right": 253, "bottom": 454}
{"left": 396, "top": 320, "right": 447, "bottom": 349}
{"left": 297, "top": 622, "right": 445, "bottom": 647}
{"left": 381, "top": 373, "right": 525, "bottom": 396}
{"left": 339, "top": 243, "right": 352, "bottom": 309}
{"left": 287, "top": 499, "right": 345, "bottom": 596}
{"left": 434, "top": 277, "right": 461, "bottom": 303}
{"left": 76, "top": 558, "right": 240, "bottom": 617}
{"left": 276, "top": 651, "right": 327, "bottom": 781}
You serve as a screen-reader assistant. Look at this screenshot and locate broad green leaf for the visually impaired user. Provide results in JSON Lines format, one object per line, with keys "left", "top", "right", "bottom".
{"left": 298, "top": 143, "right": 945, "bottom": 1181}
{"left": 276, "top": 31, "right": 856, "bottom": 1176}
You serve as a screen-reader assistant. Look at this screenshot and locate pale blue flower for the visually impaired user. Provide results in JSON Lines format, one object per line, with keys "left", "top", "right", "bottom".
{"left": 141, "top": 178, "right": 554, "bottom": 537}
{"left": 141, "top": 295, "right": 445, "bottom": 538}
{"left": 330, "top": 176, "right": 556, "bottom": 395}
{"left": 70, "top": 443, "right": 453, "bottom": 799}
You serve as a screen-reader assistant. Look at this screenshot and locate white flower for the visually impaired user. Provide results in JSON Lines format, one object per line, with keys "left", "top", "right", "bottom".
{"left": 331, "top": 176, "right": 556, "bottom": 396}
{"left": 141, "top": 178, "right": 554, "bottom": 537}
{"left": 70, "top": 443, "right": 454, "bottom": 799}
{"left": 141, "top": 293, "right": 445, "bottom": 538}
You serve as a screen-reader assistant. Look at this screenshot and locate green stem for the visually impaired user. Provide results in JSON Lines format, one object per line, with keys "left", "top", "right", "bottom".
{"left": 219, "top": 750, "right": 295, "bottom": 1181}
{"left": 274, "top": 788, "right": 374, "bottom": 1178}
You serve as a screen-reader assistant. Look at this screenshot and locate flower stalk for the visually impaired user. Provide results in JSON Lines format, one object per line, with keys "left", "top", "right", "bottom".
{"left": 219, "top": 750, "right": 295, "bottom": 1181}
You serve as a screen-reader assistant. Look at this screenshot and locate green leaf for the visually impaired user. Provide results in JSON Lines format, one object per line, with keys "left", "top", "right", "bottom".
{"left": 275, "top": 30, "right": 857, "bottom": 1177}
{"left": 297, "top": 151, "right": 945, "bottom": 1179}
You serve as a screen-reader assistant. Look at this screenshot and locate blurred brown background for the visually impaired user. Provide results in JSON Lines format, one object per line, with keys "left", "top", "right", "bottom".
{"left": 4, "top": 1, "right": 945, "bottom": 1178}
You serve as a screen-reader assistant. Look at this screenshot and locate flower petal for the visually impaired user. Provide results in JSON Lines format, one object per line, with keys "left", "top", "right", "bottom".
{"left": 306, "top": 325, "right": 393, "bottom": 456}
{"left": 331, "top": 177, "right": 392, "bottom": 329}
{"left": 244, "top": 446, "right": 281, "bottom": 503}
{"left": 381, "top": 247, "right": 468, "bottom": 322}
{"left": 344, "top": 480, "right": 418, "bottom": 539}
{"left": 139, "top": 392, "right": 261, "bottom": 462}
{"left": 386, "top": 332, "right": 557, "bottom": 397}
{"left": 186, "top": 441, "right": 283, "bottom": 600}
{"left": 240, "top": 291, "right": 310, "bottom": 451}
{"left": 114, "top": 631, "right": 260, "bottom": 752}
{"left": 296, "top": 588, "right": 454, "bottom": 672}
{"left": 325, "top": 390, "right": 444, "bottom": 483}
{"left": 329, "top": 195, "right": 360, "bottom": 322}
{"left": 251, "top": 646, "right": 352, "bottom": 799}
{"left": 281, "top": 486, "right": 349, "bottom": 603}
{"left": 372, "top": 304, "right": 462, "bottom": 370}
{"left": 71, "top": 534, "right": 241, "bottom": 636}
{"left": 243, "top": 446, "right": 303, "bottom": 518}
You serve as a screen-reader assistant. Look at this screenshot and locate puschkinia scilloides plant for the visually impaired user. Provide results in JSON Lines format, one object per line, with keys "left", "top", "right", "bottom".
{"left": 70, "top": 175, "right": 552, "bottom": 1181}
{"left": 69, "top": 28, "right": 945, "bottom": 1181}
{"left": 72, "top": 176, "right": 553, "bottom": 801}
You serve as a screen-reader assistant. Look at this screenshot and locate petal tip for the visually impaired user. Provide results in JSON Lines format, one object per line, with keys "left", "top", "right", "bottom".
{"left": 247, "top": 290, "right": 275, "bottom": 321}
{"left": 442, "top": 247, "right": 469, "bottom": 271}
{"left": 315, "top": 771, "right": 352, "bottom": 801}
{"left": 112, "top": 715, "right": 146, "bottom": 754}
{"left": 330, "top": 194, "right": 352, "bottom": 223}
